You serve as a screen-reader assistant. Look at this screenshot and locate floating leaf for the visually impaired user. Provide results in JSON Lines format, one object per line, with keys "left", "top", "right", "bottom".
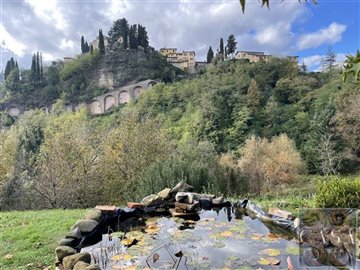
{"left": 262, "top": 248, "right": 281, "bottom": 257}
{"left": 286, "top": 245, "right": 300, "bottom": 255}
{"left": 213, "top": 241, "right": 226, "bottom": 248}
{"left": 121, "top": 238, "right": 136, "bottom": 246}
{"left": 257, "top": 257, "right": 280, "bottom": 265}
{"left": 251, "top": 233, "right": 264, "bottom": 240}
{"left": 228, "top": 255, "right": 239, "bottom": 261}
{"left": 111, "top": 253, "right": 133, "bottom": 261}
{"left": 221, "top": 231, "right": 234, "bottom": 237}
{"left": 153, "top": 253, "right": 160, "bottom": 263}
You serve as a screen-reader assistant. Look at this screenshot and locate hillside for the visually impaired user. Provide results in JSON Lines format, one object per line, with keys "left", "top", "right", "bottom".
{"left": 0, "top": 47, "right": 182, "bottom": 111}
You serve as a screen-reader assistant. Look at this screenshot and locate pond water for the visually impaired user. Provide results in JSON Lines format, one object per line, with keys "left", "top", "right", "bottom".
{"left": 81, "top": 207, "right": 357, "bottom": 270}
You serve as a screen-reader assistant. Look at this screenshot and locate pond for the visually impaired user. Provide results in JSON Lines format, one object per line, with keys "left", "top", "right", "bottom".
{"left": 82, "top": 207, "right": 303, "bottom": 270}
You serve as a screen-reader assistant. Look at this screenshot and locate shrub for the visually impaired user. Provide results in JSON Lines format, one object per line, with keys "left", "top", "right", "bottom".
{"left": 238, "top": 134, "right": 305, "bottom": 194}
{"left": 315, "top": 177, "right": 360, "bottom": 208}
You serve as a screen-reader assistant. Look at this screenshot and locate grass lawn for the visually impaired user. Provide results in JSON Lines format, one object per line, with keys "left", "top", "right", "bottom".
{"left": 0, "top": 209, "right": 87, "bottom": 270}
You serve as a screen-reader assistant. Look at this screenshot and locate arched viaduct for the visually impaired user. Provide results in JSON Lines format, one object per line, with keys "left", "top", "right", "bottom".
{"left": 4, "top": 79, "right": 157, "bottom": 117}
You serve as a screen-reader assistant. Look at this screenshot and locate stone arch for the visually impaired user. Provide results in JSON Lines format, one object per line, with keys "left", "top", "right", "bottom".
{"left": 119, "top": 90, "right": 130, "bottom": 104}
{"left": 147, "top": 81, "right": 157, "bottom": 88}
{"left": 89, "top": 100, "right": 102, "bottom": 114}
{"left": 7, "top": 106, "right": 21, "bottom": 117}
{"left": 104, "top": 95, "right": 116, "bottom": 111}
{"left": 133, "top": 86, "right": 144, "bottom": 99}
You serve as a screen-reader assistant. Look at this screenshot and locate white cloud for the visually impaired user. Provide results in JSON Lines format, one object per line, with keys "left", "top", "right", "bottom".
{"left": 0, "top": 24, "right": 27, "bottom": 57}
{"left": 301, "top": 53, "right": 348, "bottom": 71}
{"left": 60, "top": 39, "right": 75, "bottom": 50}
{"left": 25, "top": 0, "right": 67, "bottom": 30}
{"left": 297, "top": 22, "right": 347, "bottom": 50}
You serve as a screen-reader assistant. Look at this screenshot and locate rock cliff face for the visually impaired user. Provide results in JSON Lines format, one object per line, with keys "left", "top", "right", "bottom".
{"left": 87, "top": 48, "right": 181, "bottom": 92}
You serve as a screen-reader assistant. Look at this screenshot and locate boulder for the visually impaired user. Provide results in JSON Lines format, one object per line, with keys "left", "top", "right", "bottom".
{"left": 65, "top": 228, "right": 82, "bottom": 240}
{"left": 175, "top": 202, "right": 199, "bottom": 212}
{"left": 269, "top": 207, "right": 294, "bottom": 220}
{"left": 85, "top": 209, "right": 102, "bottom": 222}
{"left": 58, "top": 238, "right": 78, "bottom": 247}
{"left": 63, "top": 253, "right": 91, "bottom": 270}
{"left": 127, "top": 202, "right": 144, "bottom": 209}
{"left": 199, "top": 198, "right": 212, "bottom": 209}
{"left": 158, "top": 188, "right": 172, "bottom": 199}
{"left": 73, "top": 261, "right": 90, "bottom": 270}
{"left": 94, "top": 205, "right": 117, "bottom": 212}
{"left": 175, "top": 192, "right": 194, "bottom": 204}
{"left": 141, "top": 194, "right": 163, "bottom": 207}
{"left": 171, "top": 181, "right": 194, "bottom": 193}
{"left": 71, "top": 220, "right": 98, "bottom": 233}
{"left": 212, "top": 196, "right": 224, "bottom": 205}
{"left": 55, "top": 246, "right": 76, "bottom": 261}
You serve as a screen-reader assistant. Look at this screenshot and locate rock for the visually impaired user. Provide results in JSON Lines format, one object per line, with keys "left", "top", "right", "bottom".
{"left": 73, "top": 261, "right": 90, "bottom": 270}
{"left": 158, "top": 188, "right": 172, "bottom": 199}
{"left": 175, "top": 192, "right": 194, "bottom": 204}
{"left": 171, "top": 181, "right": 194, "bottom": 193}
{"left": 269, "top": 207, "right": 294, "bottom": 220}
{"left": 199, "top": 198, "right": 212, "bottom": 209}
{"left": 71, "top": 220, "right": 98, "bottom": 233}
{"left": 85, "top": 210, "right": 102, "bottom": 222}
{"left": 55, "top": 246, "right": 76, "bottom": 261}
{"left": 65, "top": 228, "right": 82, "bottom": 240}
{"left": 58, "top": 238, "right": 78, "bottom": 247}
{"left": 141, "top": 194, "right": 163, "bottom": 207}
{"left": 94, "top": 205, "right": 117, "bottom": 212}
{"left": 127, "top": 202, "right": 144, "bottom": 209}
{"left": 63, "top": 253, "right": 91, "bottom": 270}
{"left": 175, "top": 202, "right": 199, "bottom": 212}
{"left": 85, "top": 264, "right": 101, "bottom": 270}
{"left": 212, "top": 196, "right": 224, "bottom": 205}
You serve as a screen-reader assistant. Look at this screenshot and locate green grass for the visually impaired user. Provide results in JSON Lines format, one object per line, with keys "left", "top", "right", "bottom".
{"left": 0, "top": 209, "right": 87, "bottom": 270}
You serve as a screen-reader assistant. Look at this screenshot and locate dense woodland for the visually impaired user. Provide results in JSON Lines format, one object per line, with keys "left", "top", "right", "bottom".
{"left": 1, "top": 53, "right": 360, "bottom": 210}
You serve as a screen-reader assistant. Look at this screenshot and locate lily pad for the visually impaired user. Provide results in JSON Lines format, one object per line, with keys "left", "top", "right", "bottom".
{"left": 213, "top": 241, "right": 226, "bottom": 248}
{"left": 262, "top": 248, "right": 281, "bottom": 257}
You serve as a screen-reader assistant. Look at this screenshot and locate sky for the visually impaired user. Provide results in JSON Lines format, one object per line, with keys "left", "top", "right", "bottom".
{"left": 0, "top": 0, "right": 359, "bottom": 72}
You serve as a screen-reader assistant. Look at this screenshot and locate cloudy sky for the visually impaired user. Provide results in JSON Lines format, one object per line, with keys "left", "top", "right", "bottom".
{"left": 0, "top": 0, "right": 359, "bottom": 71}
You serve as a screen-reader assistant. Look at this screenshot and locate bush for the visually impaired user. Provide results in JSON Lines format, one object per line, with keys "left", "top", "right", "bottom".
{"left": 315, "top": 177, "right": 360, "bottom": 208}
{"left": 238, "top": 134, "right": 305, "bottom": 194}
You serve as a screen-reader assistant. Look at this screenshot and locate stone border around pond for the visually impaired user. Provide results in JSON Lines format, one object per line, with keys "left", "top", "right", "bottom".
{"left": 55, "top": 181, "right": 299, "bottom": 270}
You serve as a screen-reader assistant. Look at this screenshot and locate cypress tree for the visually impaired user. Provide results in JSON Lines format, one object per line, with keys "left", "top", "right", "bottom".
{"left": 99, "top": 29, "right": 105, "bottom": 54}
{"left": 90, "top": 45, "right": 94, "bottom": 55}
{"left": 81, "top": 35, "right": 85, "bottom": 53}
{"left": 31, "top": 54, "right": 37, "bottom": 82}
{"left": 84, "top": 41, "right": 90, "bottom": 53}
{"left": 220, "top": 38, "right": 224, "bottom": 54}
{"left": 226, "top": 34, "right": 237, "bottom": 58}
{"left": 36, "top": 52, "right": 40, "bottom": 83}
{"left": 207, "top": 46, "right": 214, "bottom": 63}
{"left": 129, "top": 24, "right": 138, "bottom": 49}
{"left": 4, "top": 60, "right": 11, "bottom": 80}
{"left": 40, "top": 52, "right": 43, "bottom": 82}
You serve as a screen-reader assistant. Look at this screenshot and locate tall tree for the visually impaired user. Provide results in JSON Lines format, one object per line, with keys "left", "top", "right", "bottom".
{"left": 31, "top": 54, "right": 37, "bottom": 82}
{"left": 98, "top": 29, "right": 105, "bottom": 54}
{"left": 246, "top": 79, "right": 262, "bottom": 112}
{"left": 40, "top": 52, "right": 43, "bottom": 82}
{"left": 129, "top": 24, "right": 138, "bottom": 49}
{"left": 108, "top": 18, "right": 129, "bottom": 49}
{"left": 90, "top": 44, "right": 94, "bottom": 55}
{"left": 81, "top": 35, "right": 85, "bottom": 53}
{"left": 137, "top": 24, "right": 149, "bottom": 48}
{"left": 84, "top": 41, "right": 90, "bottom": 53}
{"left": 36, "top": 52, "right": 40, "bottom": 83}
{"left": 207, "top": 46, "right": 214, "bottom": 63}
{"left": 226, "top": 34, "right": 237, "bottom": 58}
{"left": 220, "top": 38, "right": 224, "bottom": 54}
{"left": 322, "top": 45, "right": 336, "bottom": 71}
{"left": 4, "top": 57, "right": 16, "bottom": 80}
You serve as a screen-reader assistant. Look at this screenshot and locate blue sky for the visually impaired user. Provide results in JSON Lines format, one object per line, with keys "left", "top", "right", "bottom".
{"left": 0, "top": 0, "right": 359, "bottom": 71}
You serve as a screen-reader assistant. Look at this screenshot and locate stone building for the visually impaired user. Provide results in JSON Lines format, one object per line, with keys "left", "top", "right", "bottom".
{"left": 159, "top": 48, "right": 196, "bottom": 71}
{"left": 235, "top": 51, "right": 272, "bottom": 63}
{"left": 90, "top": 35, "right": 110, "bottom": 50}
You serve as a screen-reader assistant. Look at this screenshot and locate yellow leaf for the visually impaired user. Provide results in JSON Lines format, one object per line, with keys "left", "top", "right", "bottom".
{"left": 121, "top": 238, "right": 136, "bottom": 246}
{"left": 262, "top": 248, "right": 281, "bottom": 257}
{"left": 251, "top": 233, "right": 264, "bottom": 240}
{"left": 220, "top": 231, "right": 233, "bottom": 237}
